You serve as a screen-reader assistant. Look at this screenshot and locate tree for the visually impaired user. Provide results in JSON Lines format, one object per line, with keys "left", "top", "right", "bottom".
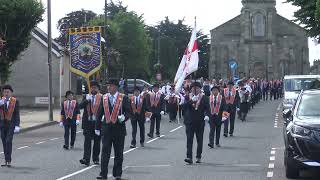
{"left": 0, "top": 0, "right": 44, "bottom": 84}
{"left": 195, "top": 31, "right": 210, "bottom": 79}
{"left": 55, "top": 10, "right": 97, "bottom": 47}
{"left": 286, "top": 0, "right": 320, "bottom": 41}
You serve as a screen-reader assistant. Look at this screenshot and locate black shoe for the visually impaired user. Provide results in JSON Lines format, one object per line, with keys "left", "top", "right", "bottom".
{"left": 184, "top": 158, "right": 193, "bottom": 164}
{"left": 96, "top": 176, "right": 107, "bottom": 180}
{"left": 70, "top": 145, "right": 74, "bottom": 149}
{"left": 130, "top": 144, "right": 136, "bottom": 148}
{"left": 169, "top": 120, "right": 172, "bottom": 123}
{"left": 1, "top": 162, "right": 7, "bottom": 167}
{"left": 216, "top": 144, "right": 221, "bottom": 147}
{"left": 147, "top": 133, "right": 153, "bottom": 138}
{"left": 63, "top": 145, "right": 69, "bottom": 150}
{"left": 196, "top": 158, "right": 202, "bottom": 163}
{"left": 229, "top": 134, "right": 233, "bottom": 137}
{"left": 208, "top": 143, "right": 214, "bottom": 149}
{"left": 80, "top": 159, "right": 90, "bottom": 166}
{"left": 156, "top": 134, "right": 160, "bottom": 137}
{"left": 140, "top": 143, "right": 144, "bottom": 147}
{"left": 93, "top": 161, "right": 99, "bottom": 165}
{"left": 223, "top": 134, "right": 228, "bottom": 137}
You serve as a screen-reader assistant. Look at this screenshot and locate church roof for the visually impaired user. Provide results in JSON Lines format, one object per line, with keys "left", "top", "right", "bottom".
{"left": 210, "top": 15, "right": 241, "bottom": 32}
{"left": 276, "top": 14, "right": 307, "bottom": 33}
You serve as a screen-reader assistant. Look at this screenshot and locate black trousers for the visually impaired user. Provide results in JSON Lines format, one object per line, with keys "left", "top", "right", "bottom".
{"left": 83, "top": 129, "right": 101, "bottom": 162}
{"left": 149, "top": 113, "right": 161, "bottom": 135}
{"left": 1, "top": 127, "right": 14, "bottom": 162}
{"left": 224, "top": 110, "right": 236, "bottom": 135}
{"left": 131, "top": 116, "right": 145, "bottom": 145}
{"left": 64, "top": 124, "right": 77, "bottom": 147}
{"left": 100, "top": 127, "right": 125, "bottom": 178}
{"left": 185, "top": 123, "right": 204, "bottom": 159}
{"left": 270, "top": 90, "right": 273, "bottom": 100}
{"left": 208, "top": 119, "right": 221, "bottom": 145}
{"left": 262, "top": 90, "right": 268, "bottom": 101}
{"left": 179, "top": 105, "right": 183, "bottom": 119}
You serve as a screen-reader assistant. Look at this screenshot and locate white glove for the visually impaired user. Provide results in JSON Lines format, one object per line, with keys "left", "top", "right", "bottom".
{"left": 59, "top": 121, "right": 64, "bottom": 127}
{"left": 160, "top": 111, "right": 165, "bottom": 115}
{"left": 236, "top": 108, "right": 240, "bottom": 112}
{"left": 145, "top": 117, "right": 150, "bottom": 122}
{"left": 14, "top": 126, "right": 20, "bottom": 133}
{"left": 118, "top": 115, "right": 126, "bottom": 123}
{"left": 95, "top": 130, "right": 100, "bottom": 136}
{"left": 76, "top": 120, "right": 80, "bottom": 125}
{"left": 0, "top": 99, "right": 4, "bottom": 106}
{"left": 222, "top": 117, "right": 228, "bottom": 122}
{"left": 86, "top": 94, "right": 91, "bottom": 101}
{"left": 204, "top": 116, "right": 209, "bottom": 121}
{"left": 192, "top": 96, "right": 198, "bottom": 101}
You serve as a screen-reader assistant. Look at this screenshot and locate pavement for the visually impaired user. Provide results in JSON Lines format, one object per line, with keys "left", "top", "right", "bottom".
{"left": 1, "top": 99, "right": 320, "bottom": 180}
{"left": 19, "top": 109, "right": 60, "bottom": 132}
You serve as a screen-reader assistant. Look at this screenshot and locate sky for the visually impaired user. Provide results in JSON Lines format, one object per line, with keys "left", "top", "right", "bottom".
{"left": 37, "top": 0, "right": 320, "bottom": 65}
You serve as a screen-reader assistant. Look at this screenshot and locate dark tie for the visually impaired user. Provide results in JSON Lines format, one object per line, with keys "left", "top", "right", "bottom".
{"left": 136, "top": 97, "right": 138, "bottom": 108}
{"left": 68, "top": 101, "right": 71, "bottom": 112}
{"left": 214, "top": 96, "right": 217, "bottom": 107}
{"left": 110, "top": 95, "right": 114, "bottom": 107}
{"left": 92, "top": 95, "right": 95, "bottom": 104}
{"left": 229, "top": 90, "right": 231, "bottom": 97}
{"left": 4, "top": 98, "right": 9, "bottom": 112}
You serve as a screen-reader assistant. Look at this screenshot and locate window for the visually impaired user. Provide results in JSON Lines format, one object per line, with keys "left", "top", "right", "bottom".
{"left": 297, "top": 94, "right": 320, "bottom": 117}
{"left": 252, "top": 13, "right": 265, "bottom": 37}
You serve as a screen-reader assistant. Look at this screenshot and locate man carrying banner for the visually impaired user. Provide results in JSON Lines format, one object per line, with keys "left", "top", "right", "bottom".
{"left": 147, "top": 83, "right": 165, "bottom": 138}
{"left": 60, "top": 91, "right": 81, "bottom": 150}
{"left": 0, "top": 85, "right": 20, "bottom": 167}
{"left": 223, "top": 81, "right": 240, "bottom": 137}
{"left": 95, "top": 79, "right": 131, "bottom": 180}
{"left": 79, "top": 81, "right": 102, "bottom": 166}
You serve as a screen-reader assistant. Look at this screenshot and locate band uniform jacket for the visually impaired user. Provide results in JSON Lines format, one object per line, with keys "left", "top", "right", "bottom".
{"left": 60, "top": 100, "right": 81, "bottom": 125}
{"left": 95, "top": 93, "right": 131, "bottom": 137}
{"left": 145, "top": 92, "right": 165, "bottom": 115}
{"left": 0, "top": 97, "right": 20, "bottom": 129}
{"left": 206, "top": 95, "right": 226, "bottom": 125}
{"left": 183, "top": 93, "right": 210, "bottom": 126}
{"left": 79, "top": 94, "right": 103, "bottom": 130}
{"left": 130, "top": 95, "right": 148, "bottom": 121}
{"left": 222, "top": 88, "right": 240, "bottom": 112}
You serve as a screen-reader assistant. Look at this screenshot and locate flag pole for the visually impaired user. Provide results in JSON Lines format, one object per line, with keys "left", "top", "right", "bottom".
{"left": 193, "top": 16, "right": 197, "bottom": 81}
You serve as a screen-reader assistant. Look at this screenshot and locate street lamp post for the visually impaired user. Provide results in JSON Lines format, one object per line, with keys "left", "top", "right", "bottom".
{"left": 104, "top": 0, "right": 108, "bottom": 82}
{"left": 47, "top": 0, "right": 53, "bottom": 122}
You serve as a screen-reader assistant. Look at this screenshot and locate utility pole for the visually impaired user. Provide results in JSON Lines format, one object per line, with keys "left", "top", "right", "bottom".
{"left": 47, "top": 0, "right": 53, "bottom": 122}
{"left": 104, "top": 0, "right": 108, "bottom": 82}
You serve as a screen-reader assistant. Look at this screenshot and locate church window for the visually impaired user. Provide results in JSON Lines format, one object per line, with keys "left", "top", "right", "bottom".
{"left": 252, "top": 13, "right": 265, "bottom": 37}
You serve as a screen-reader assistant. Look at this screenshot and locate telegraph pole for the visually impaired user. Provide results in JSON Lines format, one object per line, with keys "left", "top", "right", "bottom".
{"left": 47, "top": 0, "right": 53, "bottom": 122}
{"left": 104, "top": 0, "right": 108, "bottom": 82}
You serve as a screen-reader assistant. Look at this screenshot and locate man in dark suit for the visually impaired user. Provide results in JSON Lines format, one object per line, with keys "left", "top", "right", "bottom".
{"left": 222, "top": 81, "right": 240, "bottom": 137}
{"left": 147, "top": 84, "right": 165, "bottom": 138}
{"left": 183, "top": 82, "right": 210, "bottom": 164}
{"left": 207, "top": 86, "right": 226, "bottom": 148}
{"left": 60, "top": 91, "right": 81, "bottom": 150}
{"left": 0, "top": 85, "right": 20, "bottom": 167}
{"left": 130, "top": 86, "right": 148, "bottom": 148}
{"left": 79, "top": 81, "right": 102, "bottom": 166}
{"left": 95, "top": 79, "right": 131, "bottom": 180}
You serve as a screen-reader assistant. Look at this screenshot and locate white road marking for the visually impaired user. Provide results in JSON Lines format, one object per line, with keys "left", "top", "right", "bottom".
{"left": 50, "top": 138, "right": 59, "bottom": 141}
{"left": 170, "top": 126, "right": 183, "bottom": 133}
{"left": 270, "top": 156, "right": 275, "bottom": 161}
{"left": 76, "top": 131, "right": 82, "bottom": 134}
{"left": 272, "top": 148, "right": 276, "bottom": 150}
{"left": 271, "top": 150, "right": 276, "bottom": 155}
{"left": 35, "top": 141, "right": 46, "bottom": 145}
{"left": 123, "top": 148, "right": 138, "bottom": 154}
{"left": 146, "top": 135, "right": 165, "bottom": 144}
{"left": 56, "top": 165, "right": 98, "bottom": 180}
{"left": 0, "top": 152, "right": 3, "bottom": 154}
{"left": 267, "top": 171, "right": 274, "bottom": 177}
{"left": 17, "top": 146, "right": 29, "bottom": 150}
{"left": 268, "top": 163, "right": 274, "bottom": 169}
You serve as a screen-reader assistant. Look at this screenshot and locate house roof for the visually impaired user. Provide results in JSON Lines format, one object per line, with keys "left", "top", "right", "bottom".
{"left": 31, "top": 27, "right": 64, "bottom": 57}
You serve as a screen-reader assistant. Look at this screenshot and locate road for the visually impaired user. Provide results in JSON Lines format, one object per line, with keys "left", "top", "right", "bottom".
{"left": 1, "top": 99, "right": 320, "bottom": 180}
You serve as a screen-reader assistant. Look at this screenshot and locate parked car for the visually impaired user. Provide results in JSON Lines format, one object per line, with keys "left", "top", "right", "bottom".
{"left": 126, "top": 79, "right": 152, "bottom": 94}
{"left": 283, "top": 89, "right": 320, "bottom": 178}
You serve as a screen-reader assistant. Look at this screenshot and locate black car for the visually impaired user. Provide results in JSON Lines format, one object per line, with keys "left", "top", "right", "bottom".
{"left": 125, "top": 79, "right": 152, "bottom": 94}
{"left": 283, "top": 89, "right": 320, "bottom": 178}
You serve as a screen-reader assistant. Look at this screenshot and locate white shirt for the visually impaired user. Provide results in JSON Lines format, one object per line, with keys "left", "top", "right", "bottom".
{"left": 244, "top": 84, "right": 252, "bottom": 93}
{"left": 109, "top": 92, "right": 119, "bottom": 106}
{"left": 135, "top": 95, "right": 140, "bottom": 104}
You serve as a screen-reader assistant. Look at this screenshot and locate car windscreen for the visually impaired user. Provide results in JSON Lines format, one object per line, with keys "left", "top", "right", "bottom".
{"left": 297, "top": 94, "right": 320, "bottom": 116}
{"left": 284, "top": 78, "right": 320, "bottom": 92}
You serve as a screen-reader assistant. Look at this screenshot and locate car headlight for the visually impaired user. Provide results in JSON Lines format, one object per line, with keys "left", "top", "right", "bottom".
{"left": 291, "top": 125, "right": 312, "bottom": 137}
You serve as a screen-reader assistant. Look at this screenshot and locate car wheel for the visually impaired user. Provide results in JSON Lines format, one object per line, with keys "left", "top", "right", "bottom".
{"left": 284, "top": 149, "right": 300, "bottom": 179}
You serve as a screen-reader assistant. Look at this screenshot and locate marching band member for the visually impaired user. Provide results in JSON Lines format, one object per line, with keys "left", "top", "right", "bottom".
{"left": 79, "top": 81, "right": 102, "bottom": 166}
{"left": 164, "top": 86, "right": 180, "bottom": 122}
{"left": 147, "top": 84, "right": 165, "bottom": 138}
{"left": 184, "top": 82, "right": 210, "bottom": 164}
{"left": 238, "top": 82, "right": 250, "bottom": 122}
{"left": 207, "top": 86, "right": 227, "bottom": 148}
{"left": 130, "top": 87, "right": 148, "bottom": 148}
{"left": 0, "top": 85, "right": 20, "bottom": 167}
{"left": 222, "top": 81, "right": 240, "bottom": 137}
{"left": 60, "top": 91, "right": 81, "bottom": 150}
{"left": 95, "top": 79, "right": 131, "bottom": 180}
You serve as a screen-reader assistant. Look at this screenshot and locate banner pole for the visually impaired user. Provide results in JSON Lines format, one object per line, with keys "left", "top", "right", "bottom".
{"left": 87, "top": 77, "right": 91, "bottom": 94}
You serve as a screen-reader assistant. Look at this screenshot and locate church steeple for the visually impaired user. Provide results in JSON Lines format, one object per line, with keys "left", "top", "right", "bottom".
{"left": 242, "top": 0, "right": 276, "bottom": 9}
